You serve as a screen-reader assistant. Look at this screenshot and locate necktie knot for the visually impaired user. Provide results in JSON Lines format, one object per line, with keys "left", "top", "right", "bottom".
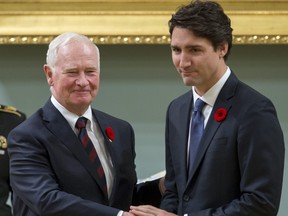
{"left": 194, "top": 98, "right": 205, "bottom": 112}
{"left": 75, "top": 117, "right": 87, "bottom": 130}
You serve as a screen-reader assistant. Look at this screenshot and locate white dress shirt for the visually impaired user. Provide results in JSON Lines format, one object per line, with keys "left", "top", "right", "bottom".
{"left": 50, "top": 96, "right": 114, "bottom": 198}
{"left": 184, "top": 67, "right": 231, "bottom": 216}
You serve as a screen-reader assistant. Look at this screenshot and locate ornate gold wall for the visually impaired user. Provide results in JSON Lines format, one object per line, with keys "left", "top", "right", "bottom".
{"left": 0, "top": 0, "right": 287, "bottom": 44}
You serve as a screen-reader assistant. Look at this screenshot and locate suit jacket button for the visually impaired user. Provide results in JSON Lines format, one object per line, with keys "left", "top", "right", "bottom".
{"left": 183, "top": 195, "right": 190, "bottom": 201}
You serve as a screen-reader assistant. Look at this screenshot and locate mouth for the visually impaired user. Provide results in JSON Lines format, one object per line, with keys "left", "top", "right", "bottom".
{"left": 181, "top": 71, "right": 197, "bottom": 76}
{"left": 181, "top": 71, "right": 190, "bottom": 75}
{"left": 73, "top": 89, "right": 90, "bottom": 94}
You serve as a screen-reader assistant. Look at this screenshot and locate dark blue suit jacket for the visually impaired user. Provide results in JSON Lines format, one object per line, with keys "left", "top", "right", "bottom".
{"left": 8, "top": 100, "right": 138, "bottom": 216}
{"left": 160, "top": 72, "right": 285, "bottom": 215}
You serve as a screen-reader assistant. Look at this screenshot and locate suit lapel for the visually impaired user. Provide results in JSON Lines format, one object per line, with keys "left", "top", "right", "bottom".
{"left": 186, "top": 72, "right": 239, "bottom": 185}
{"left": 42, "top": 100, "right": 108, "bottom": 199}
{"left": 172, "top": 92, "right": 193, "bottom": 188}
{"left": 92, "top": 110, "right": 117, "bottom": 203}
{"left": 42, "top": 100, "right": 86, "bottom": 164}
{"left": 94, "top": 111, "right": 131, "bottom": 206}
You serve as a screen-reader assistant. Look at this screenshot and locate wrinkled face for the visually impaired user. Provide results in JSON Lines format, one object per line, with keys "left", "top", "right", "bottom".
{"left": 44, "top": 40, "right": 100, "bottom": 115}
{"left": 171, "top": 27, "right": 227, "bottom": 95}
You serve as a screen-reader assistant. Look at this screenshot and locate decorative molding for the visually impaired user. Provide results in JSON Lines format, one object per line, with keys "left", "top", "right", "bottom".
{"left": 1, "top": 35, "right": 288, "bottom": 45}
{"left": 0, "top": 0, "right": 288, "bottom": 45}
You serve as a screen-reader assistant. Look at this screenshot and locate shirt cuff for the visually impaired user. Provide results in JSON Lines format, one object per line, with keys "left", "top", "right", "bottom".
{"left": 117, "top": 210, "right": 124, "bottom": 216}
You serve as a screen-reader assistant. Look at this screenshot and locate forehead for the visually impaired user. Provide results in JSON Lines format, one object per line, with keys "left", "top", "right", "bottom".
{"left": 56, "top": 41, "right": 98, "bottom": 64}
{"left": 58, "top": 40, "right": 96, "bottom": 55}
{"left": 171, "top": 27, "right": 212, "bottom": 48}
{"left": 53, "top": 42, "right": 99, "bottom": 71}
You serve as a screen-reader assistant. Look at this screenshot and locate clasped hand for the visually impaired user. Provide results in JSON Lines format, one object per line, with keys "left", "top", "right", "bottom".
{"left": 126, "top": 205, "right": 176, "bottom": 216}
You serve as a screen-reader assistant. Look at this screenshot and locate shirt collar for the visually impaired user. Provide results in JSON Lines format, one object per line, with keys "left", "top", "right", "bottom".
{"left": 192, "top": 67, "right": 231, "bottom": 107}
{"left": 50, "top": 95, "right": 94, "bottom": 132}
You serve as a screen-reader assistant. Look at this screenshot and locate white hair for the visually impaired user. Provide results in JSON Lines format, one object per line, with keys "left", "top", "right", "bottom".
{"left": 46, "top": 32, "right": 100, "bottom": 72}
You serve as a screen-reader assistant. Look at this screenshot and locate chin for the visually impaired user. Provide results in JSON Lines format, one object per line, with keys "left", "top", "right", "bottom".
{"left": 74, "top": 97, "right": 92, "bottom": 105}
{"left": 182, "top": 79, "right": 194, "bottom": 86}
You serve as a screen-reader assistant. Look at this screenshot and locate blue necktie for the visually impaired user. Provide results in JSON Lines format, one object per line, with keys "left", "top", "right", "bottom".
{"left": 188, "top": 98, "right": 206, "bottom": 177}
{"left": 75, "top": 117, "right": 107, "bottom": 196}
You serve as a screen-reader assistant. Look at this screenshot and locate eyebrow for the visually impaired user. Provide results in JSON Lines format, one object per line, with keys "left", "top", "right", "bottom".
{"left": 170, "top": 44, "right": 203, "bottom": 49}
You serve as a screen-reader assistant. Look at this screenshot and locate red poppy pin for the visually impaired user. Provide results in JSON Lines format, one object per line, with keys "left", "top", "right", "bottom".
{"left": 214, "top": 108, "right": 227, "bottom": 122}
{"left": 105, "top": 127, "right": 114, "bottom": 142}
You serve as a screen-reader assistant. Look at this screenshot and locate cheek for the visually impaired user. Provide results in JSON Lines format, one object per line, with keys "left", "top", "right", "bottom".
{"left": 90, "top": 76, "right": 100, "bottom": 89}
{"left": 55, "top": 78, "right": 74, "bottom": 92}
{"left": 172, "top": 55, "right": 180, "bottom": 67}
{"left": 90, "top": 78, "right": 99, "bottom": 97}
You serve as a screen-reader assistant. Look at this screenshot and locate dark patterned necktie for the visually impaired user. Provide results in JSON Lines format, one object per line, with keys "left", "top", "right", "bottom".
{"left": 188, "top": 98, "right": 206, "bottom": 178}
{"left": 75, "top": 117, "right": 107, "bottom": 195}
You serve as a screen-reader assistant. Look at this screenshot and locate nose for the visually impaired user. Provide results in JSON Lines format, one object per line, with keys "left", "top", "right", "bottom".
{"left": 179, "top": 53, "right": 191, "bottom": 69}
{"left": 75, "top": 72, "right": 89, "bottom": 86}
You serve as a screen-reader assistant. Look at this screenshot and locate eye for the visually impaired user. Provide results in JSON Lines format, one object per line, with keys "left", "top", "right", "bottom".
{"left": 85, "top": 69, "right": 98, "bottom": 76}
{"left": 65, "top": 71, "right": 78, "bottom": 76}
{"left": 190, "top": 48, "right": 200, "bottom": 53}
{"left": 171, "top": 47, "right": 181, "bottom": 54}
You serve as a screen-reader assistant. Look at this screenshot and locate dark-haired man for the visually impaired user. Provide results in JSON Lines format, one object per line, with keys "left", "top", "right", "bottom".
{"left": 130, "top": 1, "right": 285, "bottom": 215}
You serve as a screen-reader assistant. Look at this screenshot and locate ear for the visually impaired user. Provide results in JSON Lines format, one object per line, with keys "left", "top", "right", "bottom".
{"left": 43, "top": 64, "right": 54, "bottom": 86}
{"left": 218, "top": 42, "right": 228, "bottom": 59}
